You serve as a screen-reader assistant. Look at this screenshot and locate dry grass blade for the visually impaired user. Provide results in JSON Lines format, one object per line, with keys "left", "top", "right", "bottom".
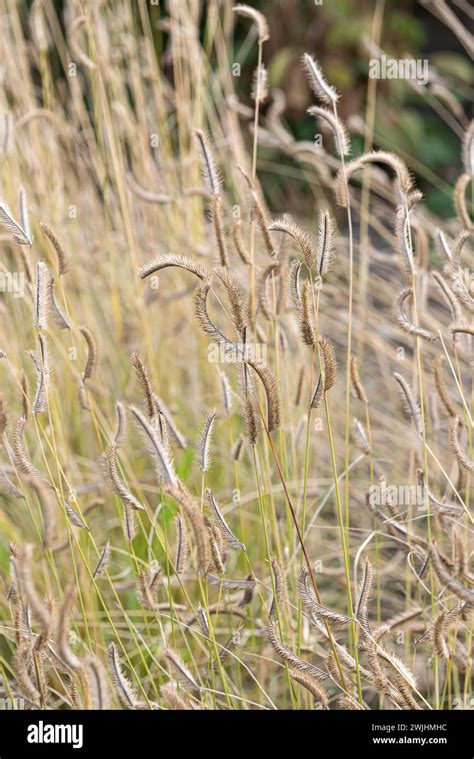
{"left": 197, "top": 410, "right": 216, "bottom": 472}
{"left": 108, "top": 642, "right": 141, "bottom": 709}
{"left": 297, "top": 568, "right": 352, "bottom": 628}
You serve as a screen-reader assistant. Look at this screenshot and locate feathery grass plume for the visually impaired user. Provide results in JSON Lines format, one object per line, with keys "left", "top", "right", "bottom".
{"left": 206, "top": 488, "right": 245, "bottom": 551}
{"left": 163, "top": 648, "right": 200, "bottom": 692}
{"left": 267, "top": 621, "right": 328, "bottom": 681}
{"left": 30, "top": 333, "right": 50, "bottom": 414}
{"left": 0, "top": 200, "right": 32, "bottom": 244}
{"left": 108, "top": 642, "right": 141, "bottom": 709}
{"left": 242, "top": 394, "right": 258, "bottom": 445}
{"left": 289, "top": 670, "right": 329, "bottom": 708}
{"left": 47, "top": 274, "right": 69, "bottom": 329}
{"left": 415, "top": 604, "right": 464, "bottom": 645}
{"left": 454, "top": 173, "right": 472, "bottom": 230}
{"left": 310, "top": 375, "right": 323, "bottom": 410}
{"left": 307, "top": 106, "right": 350, "bottom": 157}
{"left": 131, "top": 352, "right": 155, "bottom": 419}
{"left": 430, "top": 544, "right": 474, "bottom": 605}
{"left": 33, "top": 262, "right": 50, "bottom": 329}
{"left": 318, "top": 335, "right": 337, "bottom": 393}
{"left": 316, "top": 209, "right": 337, "bottom": 276}
{"left": 361, "top": 636, "right": 393, "bottom": 697}
{"left": 350, "top": 356, "right": 368, "bottom": 404}
{"left": 160, "top": 682, "right": 191, "bottom": 710}
{"left": 450, "top": 231, "right": 474, "bottom": 314}
{"left": 246, "top": 358, "right": 281, "bottom": 431}
{"left": 85, "top": 655, "right": 110, "bottom": 710}
{"left": 257, "top": 262, "right": 279, "bottom": 320}
{"left": 216, "top": 266, "right": 249, "bottom": 334}
{"left": 297, "top": 279, "right": 317, "bottom": 347}
{"left": 432, "top": 271, "right": 462, "bottom": 323}
{"left": 14, "top": 544, "right": 52, "bottom": 641}
{"left": 11, "top": 598, "right": 31, "bottom": 645}
{"left": 251, "top": 63, "right": 268, "bottom": 102}
{"left": 335, "top": 150, "right": 414, "bottom": 207}
{"left": 393, "top": 372, "right": 422, "bottom": 435}
{"left": 78, "top": 325, "right": 98, "bottom": 382}
{"left": 194, "top": 276, "right": 234, "bottom": 349}
{"left": 269, "top": 558, "right": 288, "bottom": 619}
{"left": 297, "top": 568, "right": 352, "bottom": 628}
{"left": 11, "top": 416, "right": 50, "bottom": 487}
{"left": 138, "top": 253, "right": 208, "bottom": 282}
{"left": 233, "top": 4, "right": 269, "bottom": 42}
{"left": 153, "top": 394, "right": 186, "bottom": 450}
{"left": 462, "top": 120, "right": 474, "bottom": 176}
{"left": 355, "top": 557, "right": 373, "bottom": 635}
{"left": 93, "top": 541, "right": 111, "bottom": 579}
{"left": 232, "top": 217, "right": 251, "bottom": 265}
{"left": 394, "top": 205, "right": 415, "bottom": 274}
{"left": 194, "top": 129, "right": 228, "bottom": 267}
{"left": 434, "top": 355, "right": 458, "bottom": 419}
{"left": 288, "top": 258, "right": 303, "bottom": 309}
{"left": 377, "top": 648, "right": 418, "bottom": 694}
{"left": 448, "top": 415, "right": 474, "bottom": 473}
{"left": 136, "top": 568, "right": 157, "bottom": 611}
{"left": 302, "top": 53, "right": 339, "bottom": 105}
{"left": 100, "top": 444, "right": 145, "bottom": 510}
{"left": 208, "top": 521, "right": 226, "bottom": 574}
{"left": 129, "top": 406, "right": 176, "bottom": 486}
{"left": 122, "top": 502, "right": 136, "bottom": 543}
{"left": 63, "top": 497, "right": 89, "bottom": 531}
{"left": 114, "top": 402, "right": 127, "bottom": 447}
{"left": 338, "top": 694, "right": 364, "bottom": 710}
{"left": 14, "top": 639, "right": 40, "bottom": 705}
{"left": 393, "top": 287, "right": 437, "bottom": 342}
{"left": 453, "top": 527, "right": 467, "bottom": 579}
{"left": 197, "top": 410, "right": 216, "bottom": 473}
{"left": 40, "top": 222, "right": 70, "bottom": 275}
{"left": 174, "top": 514, "right": 190, "bottom": 574}
{"left": 269, "top": 217, "right": 316, "bottom": 268}
{"left": 194, "top": 604, "right": 209, "bottom": 638}
{"left": 32, "top": 646, "right": 49, "bottom": 706}
{"left": 167, "top": 482, "right": 210, "bottom": 575}
{"left": 211, "top": 195, "right": 229, "bottom": 267}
